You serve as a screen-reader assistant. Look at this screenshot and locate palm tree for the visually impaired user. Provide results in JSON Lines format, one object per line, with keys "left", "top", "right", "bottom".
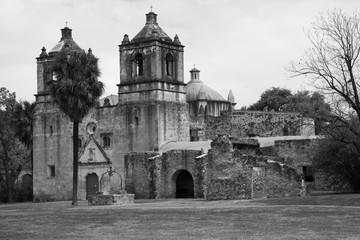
{"left": 49, "top": 49, "right": 104, "bottom": 205}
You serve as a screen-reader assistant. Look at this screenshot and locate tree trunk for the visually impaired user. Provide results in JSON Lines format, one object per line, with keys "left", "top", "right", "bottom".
{"left": 71, "top": 121, "right": 79, "bottom": 206}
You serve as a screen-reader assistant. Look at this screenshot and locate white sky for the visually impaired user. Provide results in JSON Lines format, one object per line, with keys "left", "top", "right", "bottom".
{"left": 0, "top": 0, "right": 358, "bottom": 107}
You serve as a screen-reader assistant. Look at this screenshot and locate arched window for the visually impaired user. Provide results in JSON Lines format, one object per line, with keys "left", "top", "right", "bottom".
{"left": 103, "top": 136, "right": 111, "bottom": 148}
{"left": 165, "top": 53, "right": 174, "bottom": 76}
{"left": 134, "top": 53, "right": 144, "bottom": 76}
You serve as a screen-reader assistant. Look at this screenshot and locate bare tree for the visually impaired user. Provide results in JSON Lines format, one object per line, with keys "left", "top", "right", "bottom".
{"left": 289, "top": 9, "right": 360, "bottom": 151}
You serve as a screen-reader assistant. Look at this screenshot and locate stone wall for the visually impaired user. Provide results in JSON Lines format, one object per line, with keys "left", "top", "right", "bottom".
{"left": 156, "top": 150, "right": 205, "bottom": 198}
{"left": 275, "top": 139, "right": 318, "bottom": 170}
{"left": 274, "top": 139, "right": 352, "bottom": 192}
{"left": 125, "top": 150, "right": 205, "bottom": 199}
{"left": 231, "top": 111, "right": 304, "bottom": 137}
{"left": 190, "top": 110, "right": 315, "bottom": 142}
{"left": 33, "top": 102, "right": 74, "bottom": 201}
{"left": 124, "top": 152, "right": 158, "bottom": 199}
{"left": 125, "top": 135, "right": 305, "bottom": 200}
{"left": 204, "top": 137, "right": 253, "bottom": 200}
{"left": 265, "top": 163, "right": 304, "bottom": 198}
{"left": 205, "top": 136, "right": 304, "bottom": 200}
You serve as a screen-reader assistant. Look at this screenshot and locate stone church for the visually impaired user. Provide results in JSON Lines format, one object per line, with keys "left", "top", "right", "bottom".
{"left": 33, "top": 11, "right": 319, "bottom": 201}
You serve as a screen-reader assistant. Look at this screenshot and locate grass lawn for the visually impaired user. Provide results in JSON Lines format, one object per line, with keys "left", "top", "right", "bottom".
{"left": 1, "top": 194, "right": 360, "bottom": 240}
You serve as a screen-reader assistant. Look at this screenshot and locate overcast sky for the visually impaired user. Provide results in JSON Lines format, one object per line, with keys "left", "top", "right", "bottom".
{"left": 1, "top": 0, "right": 358, "bottom": 107}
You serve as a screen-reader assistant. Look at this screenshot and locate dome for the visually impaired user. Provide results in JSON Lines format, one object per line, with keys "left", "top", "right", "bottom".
{"left": 185, "top": 68, "right": 227, "bottom": 102}
{"left": 131, "top": 11, "right": 172, "bottom": 43}
{"left": 49, "top": 27, "right": 82, "bottom": 54}
{"left": 185, "top": 80, "right": 227, "bottom": 102}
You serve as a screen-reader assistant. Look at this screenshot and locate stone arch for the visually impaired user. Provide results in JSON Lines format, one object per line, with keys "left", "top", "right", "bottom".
{"left": 165, "top": 52, "right": 174, "bottom": 76}
{"left": 86, "top": 173, "right": 99, "bottom": 199}
{"left": 133, "top": 52, "right": 144, "bottom": 76}
{"left": 171, "top": 169, "right": 194, "bottom": 198}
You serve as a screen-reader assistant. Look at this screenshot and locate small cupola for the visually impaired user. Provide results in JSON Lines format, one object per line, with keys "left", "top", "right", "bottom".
{"left": 130, "top": 11, "right": 172, "bottom": 43}
{"left": 61, "top": 27, "right": 72, "bottom": 40}
{"left": 49, "top": 25, "right": 82, "bottom": 54}
{"left": 146, "top": 11, "right": 157, "bottom": 24}
{"left": 190, "top": 67, "right": 201, "bottom": 82}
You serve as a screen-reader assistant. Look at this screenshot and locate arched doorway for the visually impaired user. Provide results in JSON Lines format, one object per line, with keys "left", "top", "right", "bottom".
{"left": 174, "top": 170, "right": 194, "bottom": 198}
{"left": 86, "top": 173, "right": 99, "bottom": 199}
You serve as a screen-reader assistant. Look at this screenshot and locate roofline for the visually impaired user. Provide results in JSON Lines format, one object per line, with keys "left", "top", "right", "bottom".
{"left": 119, "top": 38, "right": 184, "bottom": 48}
{"left": 186, "top": 99, "right": 231, "bottom": 103}
{"left": 117, "top": 80, "right": 187, "bottom": 87}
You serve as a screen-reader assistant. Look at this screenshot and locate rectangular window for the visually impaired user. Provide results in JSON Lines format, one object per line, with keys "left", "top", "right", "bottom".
{"left": 48, "top": 165, "right": 55, "bottom": 178}
{"left": 100, "top": 133, "right": 113, "bottom": 149}
{"left": 190, "top": 129, "right": 199, "bottom": 142}
{"left": 302, "top": 166, "right": 314, "bottom": 182}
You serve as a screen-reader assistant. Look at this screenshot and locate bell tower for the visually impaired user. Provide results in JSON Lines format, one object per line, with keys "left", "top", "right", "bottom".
{"left": 33, "top": 26, "right": 84, "bottom": 201}
{"left": 117, "top": 11, "right": 189, "bottom": 152}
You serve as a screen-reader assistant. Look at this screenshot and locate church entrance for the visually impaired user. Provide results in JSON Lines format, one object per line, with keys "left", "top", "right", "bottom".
{"left": 175, "top": 170, "right": 194, "bottom": 198}
{"left": 86, "top": 173, "right": 99, "bottom": 199}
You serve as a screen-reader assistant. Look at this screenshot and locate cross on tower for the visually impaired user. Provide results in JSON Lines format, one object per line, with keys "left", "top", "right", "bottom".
{"left": 150, "top": 6, "right": 153, "bottom": 12}
{"left": 65, "top": 21, "right": 68, "bottom": 27}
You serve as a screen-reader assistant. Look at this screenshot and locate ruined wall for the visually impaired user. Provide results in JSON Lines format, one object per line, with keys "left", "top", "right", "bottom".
{"left": 230, "top": 111, "right": 306, "bottom": 137}
{"left": 124, "top": 136, "right": 305, "bottom": 200}
{"left": 275, "top": 139, "right": 318, "bottom": 170}
{"left": 190, "top": 110, "right": 314, "bottom": 142}
{"left": 205, "top": 136, "right": 304, "bottom": 200}
{"left": 204, "top": 113, "right": 233, "bottom": 140}
{"left": 274, "top": 139, "right": 352, "bottom": 192}
{"left": 205, "top": 137, "right": 254, "bottom": 200}
{"left": 124, "top": 152, "right": 158, "bottom": 199}
{"left": 156, "top": 150, "right": 204, "bottom": 198}
{"left": 265, "top": 163, "right": 304, "bottom": 198}
{"left": 125, "top": 150, "right": 204, "bottom": 199}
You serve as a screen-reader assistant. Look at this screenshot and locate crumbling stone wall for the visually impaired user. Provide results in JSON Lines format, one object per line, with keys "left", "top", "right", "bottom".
{"left": 124, "top": 136, "right": 305, "bottom": 200}
{"left": 125, "top": 150, "right": 205, "bottom": 199}
{"left": 124, "top": 152, "right": 158, "bottom": 199}
{"left": 275, "top": 139, "right": 318, "bottom": 170}
{"left": 190, "top": 110, "right": 314, "bottom": 142}
{"left": 265, "top": 163, "right": 303, "bottom": 198}
{"left": 204, "top": 136, "right": 253, "bottom": 200}
{"left": 156, "top": 150, "right": 204, "bottom": 198}
{"left": 231, "top": 111, "right": 304, "bottom": 137}
{"left": 204, "top": 113, "right": 233, "bottom": 140}
{"left": 274, "top": 139, "right": 352, "bottom": 192}
{"left": 205, "top": 136, "right": 303, "bottom": 200}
